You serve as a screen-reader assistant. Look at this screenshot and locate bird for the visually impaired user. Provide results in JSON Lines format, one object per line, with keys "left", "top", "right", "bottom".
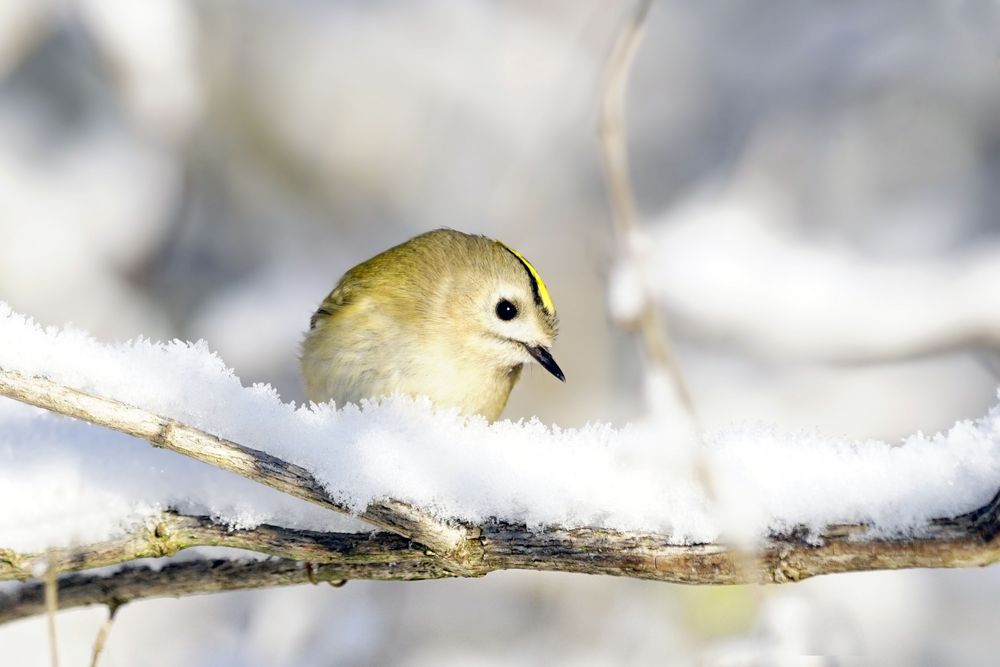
{"left": 301, "top": 229, "right": 564, "bottom": 421}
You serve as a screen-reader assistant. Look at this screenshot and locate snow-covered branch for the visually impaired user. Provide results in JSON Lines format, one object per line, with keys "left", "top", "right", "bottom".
{"left": 3, "top": 303, "right": 1000, "bottom": 623}
{"left": 4, "top": 365, "right": 1000, "bottom": 624}
{"left": 0, "top": 368, "right": 475, "bottom": 570}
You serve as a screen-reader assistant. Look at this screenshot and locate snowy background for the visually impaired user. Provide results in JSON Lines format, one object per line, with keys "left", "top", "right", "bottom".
{"left": 2, "top": 0, "right": 1000, "bottom": 665}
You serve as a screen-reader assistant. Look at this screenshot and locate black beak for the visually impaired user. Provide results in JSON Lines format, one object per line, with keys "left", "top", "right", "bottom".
{"left": 526, "top": 345, "right": 566, "bottom": 382}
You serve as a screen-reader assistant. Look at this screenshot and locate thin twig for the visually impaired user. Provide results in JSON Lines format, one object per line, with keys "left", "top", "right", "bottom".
{"left": 600, "top": 0, "right": 650, "bottom": 239}
{"left": 0, "top": 557, "right": 444, "bottom": 625}
{"left": 598, "top": 0, "right": 697, "bottom": 417}
{"left": 45, "top": 555, "right": 59, "bottom": 667}
{"left": 89, "top": 603, "right": 119, "bottom": 667}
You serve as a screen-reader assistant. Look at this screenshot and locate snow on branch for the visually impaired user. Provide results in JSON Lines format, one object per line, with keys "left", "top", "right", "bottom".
{"left": 2, "top": 372, "right": 1000, "bottom": 611}
{"left": 0, "top": 369, "right": 471, "bottom": 567}
{"left": 3, "top": 303, "right": 1000, "bottom": 620}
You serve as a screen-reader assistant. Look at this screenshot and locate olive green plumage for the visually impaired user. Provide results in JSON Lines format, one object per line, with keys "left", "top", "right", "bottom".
{"left": 301, "top": 229, "right": 563, "bottom": 421}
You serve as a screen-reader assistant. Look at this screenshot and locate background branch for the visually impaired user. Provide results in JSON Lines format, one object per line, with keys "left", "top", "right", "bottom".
{"left": 598, "top": 0, "right": 696, "bottom": 417}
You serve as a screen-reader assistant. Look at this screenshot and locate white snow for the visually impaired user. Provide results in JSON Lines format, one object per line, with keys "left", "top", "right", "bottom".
{"left": 619, "top": 202, "right": 1000, "bottom": 362}
{"left": 1, "top": 302, "right": 999, "bottom": 553}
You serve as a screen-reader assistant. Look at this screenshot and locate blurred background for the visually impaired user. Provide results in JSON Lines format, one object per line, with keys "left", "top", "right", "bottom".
{"left": 2, "top": 0, "right": 1000, "bottom": 664}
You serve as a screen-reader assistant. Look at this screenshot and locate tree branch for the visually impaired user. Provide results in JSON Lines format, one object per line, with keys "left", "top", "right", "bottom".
{"left": 0, "top": 511, "right": 430, "bottom": 582}
{"left": 3, "top": 490, "right": 1000, "bottom": 624}
{"left": 4, "top": 367, "right": 1000, "bottom": 623}
{"left": 1, "top": 514, "right": 999, "bottom": 625}
{"left": 0, "top": 556, "right": 450, "bottom": 625}
{"left": 598, "top": 0, "right": 697, "bottom": 418}
{"left": 0, "top": 368, "right": 478, "bottom": 573}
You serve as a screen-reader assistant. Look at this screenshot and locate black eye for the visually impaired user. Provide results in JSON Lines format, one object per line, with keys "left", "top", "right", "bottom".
{"left": 495, "top": 299, "right": 518, "bottom": 321}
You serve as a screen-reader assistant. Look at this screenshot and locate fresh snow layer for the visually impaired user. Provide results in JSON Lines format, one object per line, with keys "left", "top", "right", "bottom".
{"left": 1, "top": 302, "right": 1000, "bottom": 552}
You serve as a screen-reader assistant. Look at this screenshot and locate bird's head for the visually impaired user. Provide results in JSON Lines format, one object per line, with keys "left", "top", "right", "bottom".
{"left": 441, "top": 236, "right": 563, "bottom": 382}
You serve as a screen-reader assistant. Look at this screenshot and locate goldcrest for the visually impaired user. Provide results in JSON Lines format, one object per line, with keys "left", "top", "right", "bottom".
{"left": 301, "top": 229, "right": 563, "bottom": 420}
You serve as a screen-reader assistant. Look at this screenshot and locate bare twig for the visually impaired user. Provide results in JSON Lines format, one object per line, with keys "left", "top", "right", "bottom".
{"left": 598, "top": 0, "right": 697, "bottom": 417}
{"left": 0, "top": 558, "right": 396, "bottom": 626}
{"left": 599, "top": 0, "right": 650, "bottom": 240}
{"left": 89, "top": 604, "right": 118, "bottom": 667}
{"left": 45, "top": 556, "right": 59, "bottom": 667}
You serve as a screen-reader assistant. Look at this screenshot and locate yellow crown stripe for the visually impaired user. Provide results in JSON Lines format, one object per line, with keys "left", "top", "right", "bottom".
{"left": 499, "top": 242, "right": 555, "bottom": 315}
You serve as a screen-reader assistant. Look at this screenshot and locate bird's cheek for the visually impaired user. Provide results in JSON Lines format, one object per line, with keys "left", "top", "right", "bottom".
{"left": 498, "top": 343, "right": 531, "bottom": 368}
